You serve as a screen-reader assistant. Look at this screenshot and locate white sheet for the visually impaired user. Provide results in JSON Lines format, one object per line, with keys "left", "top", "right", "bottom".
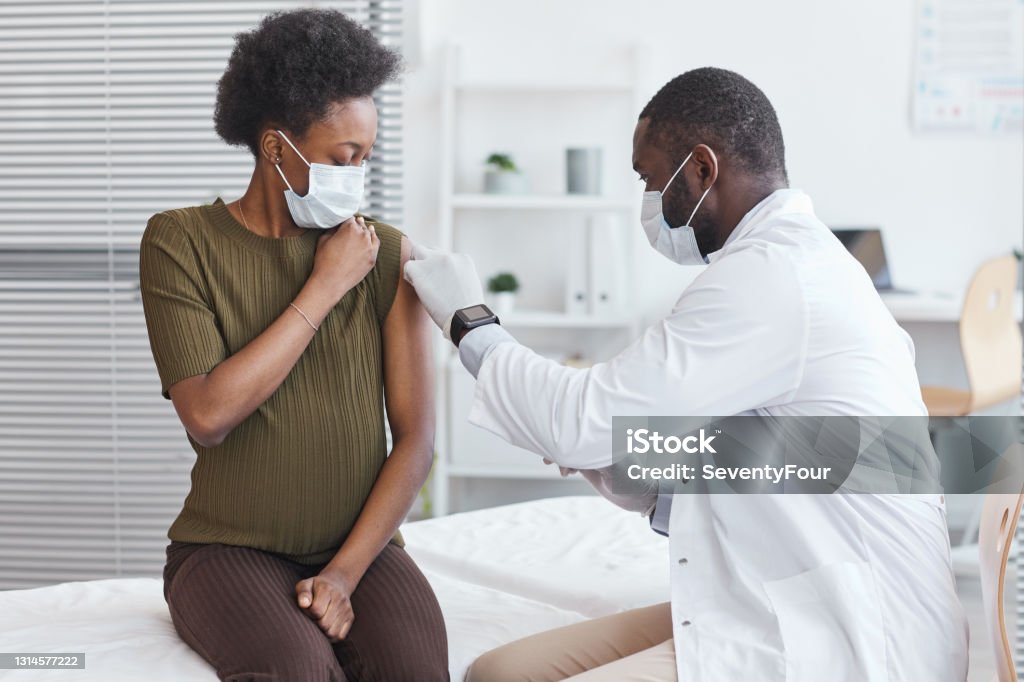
{"left": 0, "top": 496, "right": 669, "bottom": 681}
{"left": 403, "top": 495, "right": 671, "bottom": 618}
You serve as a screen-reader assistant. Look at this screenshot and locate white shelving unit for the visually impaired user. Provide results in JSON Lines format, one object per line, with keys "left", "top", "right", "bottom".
{"left": 451, "top": 194, "right": 634, "bottom": 210}
{"left": 431, "top": 44, "right": 650, "bottom": 515}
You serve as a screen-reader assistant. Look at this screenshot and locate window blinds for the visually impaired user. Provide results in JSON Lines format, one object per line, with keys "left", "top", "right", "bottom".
{"left": 0, "top": 0, "right": 404, "bottom": 590}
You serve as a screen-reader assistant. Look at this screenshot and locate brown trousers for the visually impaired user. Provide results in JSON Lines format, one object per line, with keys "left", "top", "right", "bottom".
{"left": 163, "top": 540, "right": 449, "bottom": 682}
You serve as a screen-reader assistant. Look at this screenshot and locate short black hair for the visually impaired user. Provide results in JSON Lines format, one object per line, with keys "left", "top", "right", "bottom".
{"left": 214, "top": 8, "right": 402, "bottom": 158}
{"left": 639, "top": 67, "right": 788, "bottom": 183}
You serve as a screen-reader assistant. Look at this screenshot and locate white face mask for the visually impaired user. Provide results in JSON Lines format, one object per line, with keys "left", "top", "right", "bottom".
{"left": 274, "top": 129, "right": 366, "bottom": 229}
{"left": 640, "top": 148, "right": 716, "bottom": 265}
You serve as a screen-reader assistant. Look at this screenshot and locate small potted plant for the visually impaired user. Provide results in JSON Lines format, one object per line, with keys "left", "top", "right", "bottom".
{"left": 487, "top": 272, "right": 519, "bottom": 316}
{"left": 483, "top": 152, "right": 526, "bottom": 194}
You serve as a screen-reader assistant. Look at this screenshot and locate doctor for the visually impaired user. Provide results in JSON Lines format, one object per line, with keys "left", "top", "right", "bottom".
{"left": 405, "top": 67, "right": 969, "bottom": 681}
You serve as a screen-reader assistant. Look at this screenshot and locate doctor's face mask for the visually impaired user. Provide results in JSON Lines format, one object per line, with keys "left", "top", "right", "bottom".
{"left": 640, "top": 147, "right": 717, "bottom": 265}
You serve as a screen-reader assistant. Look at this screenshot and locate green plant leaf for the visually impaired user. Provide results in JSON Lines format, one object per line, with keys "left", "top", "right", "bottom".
{"left": 487, "top": 272, "right": 519, "bottom": 293}
{"left": 485, "top": 153, "right": 517, "bottom": 172}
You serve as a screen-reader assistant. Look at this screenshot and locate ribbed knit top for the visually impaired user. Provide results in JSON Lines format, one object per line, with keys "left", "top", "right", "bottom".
{"left": 138, "top": 197, "right": 405, "bottom": 564}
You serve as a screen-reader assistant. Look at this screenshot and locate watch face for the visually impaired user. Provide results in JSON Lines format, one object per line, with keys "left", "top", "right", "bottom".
{"left": 461, "top": 304, "right": 491, "bottom": 322}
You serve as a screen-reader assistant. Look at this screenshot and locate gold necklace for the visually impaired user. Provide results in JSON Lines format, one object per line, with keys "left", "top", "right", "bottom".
{"left": 236, "top": 199, "right": 251, "bottom": 231}
{"left": 236, "top": 199, "right": 302, "bottom": 237}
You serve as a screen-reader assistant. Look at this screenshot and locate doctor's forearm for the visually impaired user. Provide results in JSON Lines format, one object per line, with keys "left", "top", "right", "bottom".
{"left": 460, "top": 327, "right": 613, "bottom": 470}
{"left": 458, "top": 323, "right": 517, "bottom": 378}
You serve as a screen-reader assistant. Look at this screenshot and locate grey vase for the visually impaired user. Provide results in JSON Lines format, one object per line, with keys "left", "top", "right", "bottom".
{"left": 566, "top": 148, "right": 603, "bottom": 195}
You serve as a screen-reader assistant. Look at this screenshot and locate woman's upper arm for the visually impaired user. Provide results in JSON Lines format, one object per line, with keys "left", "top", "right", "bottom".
{"left": 381, "top": 234, "right": 436, "bottom": 450}
{"left": 139, "top": 211, "right": 228, "bottom": 442}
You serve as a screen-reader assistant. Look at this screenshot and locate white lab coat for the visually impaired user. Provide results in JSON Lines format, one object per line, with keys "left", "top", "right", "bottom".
{"left": 462, "top": 189, "right": 970, "bottom": 680}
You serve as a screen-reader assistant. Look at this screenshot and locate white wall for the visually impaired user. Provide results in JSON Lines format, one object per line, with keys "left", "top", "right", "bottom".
{"left": 402, "top": 0, "right": 1023, "bottom": 320}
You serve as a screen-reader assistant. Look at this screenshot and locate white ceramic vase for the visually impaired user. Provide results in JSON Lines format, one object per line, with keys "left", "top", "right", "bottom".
{"left": 490, "top": 291, "right": 517, "bottom": 317}
{"left": 483, "top": 169, "right": 526, "bottom": 194}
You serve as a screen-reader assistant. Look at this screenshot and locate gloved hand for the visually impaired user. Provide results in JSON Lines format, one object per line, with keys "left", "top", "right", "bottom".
{"left": 402, "top": 242, "right": 486, "bottom": 341}
{"left": 544, "top": 458, "right": 657, "bottom": 516}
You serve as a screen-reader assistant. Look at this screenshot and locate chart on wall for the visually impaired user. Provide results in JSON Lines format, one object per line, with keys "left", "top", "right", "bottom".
{"left": 912, "top": 0, "right": 1024, "bottom": 134}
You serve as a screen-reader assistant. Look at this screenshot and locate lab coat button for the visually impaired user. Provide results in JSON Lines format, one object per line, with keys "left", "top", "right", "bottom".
{"left": 678, "top": 557, "right": 688, "bottom": 565}
{"left": 681, "top": 620, "right": 692, "bottom": 626}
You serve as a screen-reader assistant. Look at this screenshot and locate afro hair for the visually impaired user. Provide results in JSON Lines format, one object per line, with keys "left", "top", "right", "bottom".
{"left": 213, "top": 8, "right": 403, "bottom": 158}
{"left": 640, "top": 67, "right": 788, "bottom": 184}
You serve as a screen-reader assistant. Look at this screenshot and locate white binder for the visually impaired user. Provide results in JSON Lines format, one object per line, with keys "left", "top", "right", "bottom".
{"left": 565, "top": 221, "right": 589, "bottom": 315}
{"left": 586, "top": 214, "right": 624, "bottom": 315}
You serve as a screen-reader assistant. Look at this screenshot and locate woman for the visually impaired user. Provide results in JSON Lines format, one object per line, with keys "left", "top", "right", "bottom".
{"left": 138, "top": 9, "right": 448, "bottom": 681}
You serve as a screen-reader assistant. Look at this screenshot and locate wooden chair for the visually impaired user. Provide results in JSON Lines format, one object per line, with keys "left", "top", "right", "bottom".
{"left": 921, "top": 255, "right": 1022, "bottom": 416}
{"left": 979, "top": 485, "right": 1024, "bottom": 681}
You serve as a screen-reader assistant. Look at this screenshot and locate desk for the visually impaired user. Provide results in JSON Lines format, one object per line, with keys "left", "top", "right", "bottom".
{"left": 881, "top": 290, "right": 1023, "bottom": 399}
{"left": 881, "top": 290, "right": 1024, "bottom": 323}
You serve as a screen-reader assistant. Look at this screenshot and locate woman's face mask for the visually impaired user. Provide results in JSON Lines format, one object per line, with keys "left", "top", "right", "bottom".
{"left": 640, "top": 147, "right": 716, "bottom": 265}
{"left": 274, "top": 129, "right": 366, "bottom": 229}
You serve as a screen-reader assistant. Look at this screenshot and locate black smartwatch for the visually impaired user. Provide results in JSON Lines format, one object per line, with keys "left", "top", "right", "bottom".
{"left": 449, "top": 304, "right": 500, "bottom": 347}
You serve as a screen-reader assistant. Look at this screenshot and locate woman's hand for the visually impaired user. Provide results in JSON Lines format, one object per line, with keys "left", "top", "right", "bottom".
{"left": 295, "top": 568, "right": 356, "bottom": 643}
{"left": 310, "top": 215, "right": 380, "bottom": 302}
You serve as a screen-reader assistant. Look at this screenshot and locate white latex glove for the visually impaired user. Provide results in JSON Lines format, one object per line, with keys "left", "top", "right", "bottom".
{"left": 544, "top": 458, "right": 657, "bottom": 516}
{"left": 402, "top": 241, "right": 486, "bottom": 341}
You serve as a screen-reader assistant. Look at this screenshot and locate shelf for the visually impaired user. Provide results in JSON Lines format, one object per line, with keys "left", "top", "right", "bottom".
{"left": 454, "top": 81, "right": 633, "bottom": 93}
{"left": 447, "top": 464, "right": 581, "bottom": 480}
{"left": 433, "top": 43, "right": 649, "bottom": 517}
{"left": 451, "top": 193, "right": 633, "bottom": 211}
{"left": 881, "top": 290, "right": 1023, "bottom": 323}
{"left": 498, "top": 311, "right": 635, "bottom": 328}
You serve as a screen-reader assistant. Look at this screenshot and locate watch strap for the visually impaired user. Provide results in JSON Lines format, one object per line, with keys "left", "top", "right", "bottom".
{"left": 451, "top": 305, "right": 499, "bottom": 347}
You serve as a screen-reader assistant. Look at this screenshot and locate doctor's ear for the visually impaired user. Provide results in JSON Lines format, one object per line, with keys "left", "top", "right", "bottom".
{"left": 691, "top": 144, "right": 719, "bottom": 189}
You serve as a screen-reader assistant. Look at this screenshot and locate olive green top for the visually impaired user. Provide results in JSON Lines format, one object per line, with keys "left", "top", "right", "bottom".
{"left": 139, "top": 197, "right": 404, "bottom": 564}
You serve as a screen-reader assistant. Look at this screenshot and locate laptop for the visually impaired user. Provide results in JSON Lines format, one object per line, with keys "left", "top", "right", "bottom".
{"left": 831, "top": 228, "right": 915, "bottom": 294}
